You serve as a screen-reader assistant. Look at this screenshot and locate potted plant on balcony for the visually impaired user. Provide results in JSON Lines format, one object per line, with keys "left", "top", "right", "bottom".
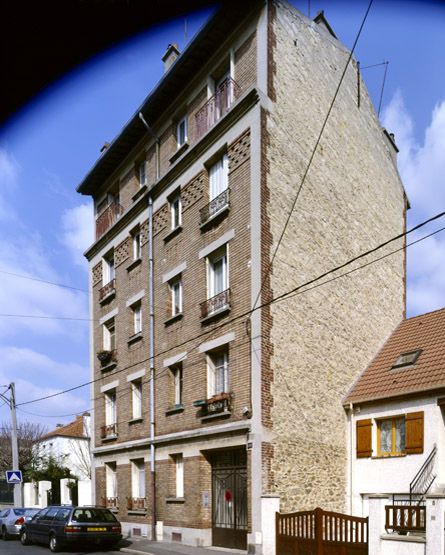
{"left": 97, "top": 350, "right": 113, "bottom": 365}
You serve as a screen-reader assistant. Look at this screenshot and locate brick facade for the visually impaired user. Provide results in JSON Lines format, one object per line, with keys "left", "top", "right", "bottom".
{"left": 80, "top": 1, "right": 406, "bottom": 552}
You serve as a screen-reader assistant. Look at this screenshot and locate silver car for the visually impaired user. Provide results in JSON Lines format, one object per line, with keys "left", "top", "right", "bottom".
{"left": 0, "top": 508, "right": 40, "bottom": 540}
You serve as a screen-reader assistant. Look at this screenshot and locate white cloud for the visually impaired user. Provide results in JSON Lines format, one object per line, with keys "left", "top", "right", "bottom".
{"left": 60, "top": 203, "right": 94, "bottom": 268}
{"left": 0, "top": 148, "right": 20, "bottom": 222}
{"left": 0, "top": 347, "right": 90, "bottom": 429}
{"left": 382, "top": 93, "right": 445, "bottom": 316}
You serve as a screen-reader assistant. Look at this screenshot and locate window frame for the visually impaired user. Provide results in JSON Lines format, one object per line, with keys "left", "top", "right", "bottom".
{"left": 131, "top": 459, "right": 145, "bottom": 499}
{"left": 103, "top": 318, "right": 116, "bottom": 351}
{"left": 170, "top": 364, "right": 183, "bottom": 406}
{"left": 138, "top": 161, "right": 147, "bottom": 187}
{"left": 170, "top": 277, "right": 183, "bottom": 317}
{"left": 131, "top": 380, "right": 143, "bottom": 420}
{"left": 170, "top": 193, "right": 182, "bottom": 230}
{"left": 176, "top": 116, "right": 188, "bottom": 148}
{"left": 105, "top": 390, "right": 117, "bottom": 427}
{"left": 132, "top": 230, "right": 142, "bottom": 261}
{"left": 105, "top": 462, "right": 117, "bottom": 498}
{"left": 132, "top": 303, "right": 142, "bottom": 335}
{"left": 208, "top": 153, "right": 229, "bottom": 202}
{"left": 207, "top": 348, "right": 229, "bottom": 398}
{"left": 377, "top": 416, "right": 406, "bottom": 457}
{"left": 174, "top": 454, "right": 184, "bottom": 498}
{"left": 207, "top": 246, "right": 228, "bottom": 299}
{"left": 103, "top": 252, "right": 115, "bottom": 285}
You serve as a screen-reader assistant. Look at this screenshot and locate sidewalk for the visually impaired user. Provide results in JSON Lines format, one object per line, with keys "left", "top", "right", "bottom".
{"left": 119, "top": 537, "right": 246, "bottom": 555}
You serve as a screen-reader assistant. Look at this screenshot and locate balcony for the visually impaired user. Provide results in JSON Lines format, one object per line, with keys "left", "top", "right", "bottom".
{"left": 195, "top": 77, "right": 240, "bottom": 140}
{"left": 127, "top": 497, "right": 147, "bottom": 511}
{"left": 99, "top": 278, "right": 116, "bottom": 303}
{"left": 200, "top": 188, "right": 230, "bottom": 227}
{"left": 100, "top": 423, "right": 118, "bottom": 440}
{"left": 200, "top": 289, "right": 231, "bottom": 320}
{"left": 385, "top": 504, "right": 426, "bottom": 534}
{"left": 96, "top": 202, "right": 124, "bottom": 240}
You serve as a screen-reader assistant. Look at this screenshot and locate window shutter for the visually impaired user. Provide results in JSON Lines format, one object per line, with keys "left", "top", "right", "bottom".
{"left": 356, "top": 419, "right": 372, "bottom": 458}
{"left": 405, "top": 411, "right": 424, "bottom": 454}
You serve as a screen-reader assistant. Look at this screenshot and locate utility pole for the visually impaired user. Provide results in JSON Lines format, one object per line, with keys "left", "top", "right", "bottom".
{"left": 9, "top": 383, "right": 23, "bottom": 506}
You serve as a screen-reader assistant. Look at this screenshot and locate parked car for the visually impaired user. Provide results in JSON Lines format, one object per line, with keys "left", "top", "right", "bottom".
{"left": 0, "top": 508, "right": 40, "bottom": 540}
{"left": 20, "top": 505, "right": 122, "bottom": 552}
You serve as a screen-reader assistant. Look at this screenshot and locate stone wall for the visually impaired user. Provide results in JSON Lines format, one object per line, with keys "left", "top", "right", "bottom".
{"left": 267, "top": 0, "right": 406, "bottom": 512}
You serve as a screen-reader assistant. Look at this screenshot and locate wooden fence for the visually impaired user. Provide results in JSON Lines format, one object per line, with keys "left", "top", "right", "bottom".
{"left": 276, "top": 507, "right": 368, "bottom": 555}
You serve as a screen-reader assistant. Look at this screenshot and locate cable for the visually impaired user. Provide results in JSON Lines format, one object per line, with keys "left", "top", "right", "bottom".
{"left": 250, "top": 0, "right": 374, "bottom": 316}
{"left": 0, "top": 314, "right": 93, "bottom": 321}
{"left": 0, "top": 269, "right": 87, "bottom": 293}
{"left": 14, "top": 209, "right": 445, "bottom": 408}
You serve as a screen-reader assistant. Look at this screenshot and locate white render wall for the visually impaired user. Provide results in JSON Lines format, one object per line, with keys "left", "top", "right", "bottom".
{"left": 349, "top": 396, "right": 445, "bottom": 515}
{"left": 38, "top": 435, "right": 91, "bottom": 480}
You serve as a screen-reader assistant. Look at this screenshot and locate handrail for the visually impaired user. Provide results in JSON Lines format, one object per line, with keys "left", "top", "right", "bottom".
{"left": 410, "top": 444, "right": 437, "bottom": 502}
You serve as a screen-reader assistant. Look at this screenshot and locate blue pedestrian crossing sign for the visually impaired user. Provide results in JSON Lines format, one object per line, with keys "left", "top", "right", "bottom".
{"left": 6, "top": 470, "right": 23, "bottom": 484}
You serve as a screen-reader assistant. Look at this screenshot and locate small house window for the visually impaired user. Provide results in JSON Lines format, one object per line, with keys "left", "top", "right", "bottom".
{"left": 392, "top": 350, "right": 422, "bottom": 369}
{"left": 138, "top": 162, "right": 147, "bottom": 187}
{"left": 170, "top": 194, "right": 182, "bottom": 230}
{"left": 176, "top": 117, "right": 188, "bottom": 148}
{"left": 378, "top": 417, "right": 405, "bottom": 456}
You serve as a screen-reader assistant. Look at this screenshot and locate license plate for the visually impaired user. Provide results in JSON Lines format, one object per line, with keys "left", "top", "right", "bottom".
{"left": 87, "top": 527, "right": 107, "bottom": 532}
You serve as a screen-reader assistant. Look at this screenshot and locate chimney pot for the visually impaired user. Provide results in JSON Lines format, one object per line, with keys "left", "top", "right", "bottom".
{"left": 162, "top": 43, "right": 180, "bottom": 73}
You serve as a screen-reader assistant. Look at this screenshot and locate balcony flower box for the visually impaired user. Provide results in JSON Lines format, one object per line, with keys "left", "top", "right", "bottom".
{"left": 97, "top": 350, "right": 113, "bottom": 365}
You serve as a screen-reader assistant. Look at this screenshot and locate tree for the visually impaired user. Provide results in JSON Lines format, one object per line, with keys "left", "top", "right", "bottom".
{"left": 0, "top": 421, "right": 47, "bottom": 481}
{"left": 67, "top": 438, "right": 92, "bottom": 479}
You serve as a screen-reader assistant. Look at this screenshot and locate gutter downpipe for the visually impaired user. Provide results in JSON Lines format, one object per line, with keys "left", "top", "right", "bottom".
{"left": 139, "top": 112, "right": 159, "bottom": 540}
{"left": 349, "top": 402, "right": 353, "bottom": 514}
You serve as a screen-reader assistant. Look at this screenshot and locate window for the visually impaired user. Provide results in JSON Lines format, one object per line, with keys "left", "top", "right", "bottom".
{"left": 131, "top": 459, "right": 145, "bottom": 499}
{"left": 132, "top": 230, "right": 142, "bottom": 260}
{"left": 131, "top": 380, "right": 142, "bottom": 420}
{"left": 356, "top": 412, "right": 424, "bottom": 459}
{"left": 169, "top": 278, "right": 182, "bottom": 317}
{"left": 176, "top": 117, "right": 187, "bottom": 148}
{"left": 105, "top": 462, "right": 118, "bottom": 500}
{"left": 105, "top": 390, "right": 117, "bottom": 427}
{"left": 103, "top": 319, "right": 116, "bottom": 351}
{"left": 173, "top": 454, "right": 184, "bottom": 498}
{"left": 209, "top": 154, "right": 228, "bottom": 201}
{"left": 103, "top": 252, "right": 115, "bottom": 285}
{"left": 392, "top": 350, "right": 422, "bottom": 369}
{"left": 170, "top": 364, "right": 183, "bottom": 406}
{"left": 138, "top": 161, "right": 147, "bottom": 187}
{"left": 208, "top": 247, "right": 228, "bottom": 298}
{"left": 378, "top": 417, "right": 405, "bottom": 456}
{"left": 133, "top": 303, "right": 142, "bottom": 335}
{"left": 207, "top": 349, "right": 229, "bottom": 398}
{"left": 170, "top": 194, "right": 182, "bottom": 230}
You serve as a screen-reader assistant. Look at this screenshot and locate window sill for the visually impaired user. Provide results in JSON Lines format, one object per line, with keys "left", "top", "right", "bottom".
{"left": 164, "top": 313, "right": 183, "bottom": 326}
{"left": 200, "top": 204, "right": 230, "bottom": 231}
{"left": 128, "top": 509, "right": 147, "bottom": 515}
{"left": 166, "top": 497, "right": 185, "bottom": 504}
{"left": 99, "top": 290, "right": 116, "bottom": 305}
{"left": 132, "top": 184, "right": 148, "bottom": 203}
{"left": 164, "top": 225, "right": 183, "bottom": 243}
{"left": 201, "top": 306, "right": 230, "bottom": 324}
{"left": 101, "top": 434, "right": 118, "bottom": 442}
{"left": 128, "top": 332, "right": 143, "bottom": 345}
{"left": 100, "top": 361, "right": 117, "bottom": 373}
{"left": 169, "top": 142, "right": 189, "bottom": 164}
{"left": 165, "top": 404, "right": 184, "bottom": 416}
{"left": 371, "top": 454, "right": 407, "bottom": 459}
{"left": 127, "top": 258, "right": 142, "bottom": 272}
{"left": 128, "top": 417, "right": 144, "bottom": 425}
{"left": 201, "top": 411, "right": 231, "bottom": 422}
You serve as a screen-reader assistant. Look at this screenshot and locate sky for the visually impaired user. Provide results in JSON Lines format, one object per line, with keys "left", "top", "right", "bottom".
{"left": 0, "top": 0, "right": 444, "bottom": 430}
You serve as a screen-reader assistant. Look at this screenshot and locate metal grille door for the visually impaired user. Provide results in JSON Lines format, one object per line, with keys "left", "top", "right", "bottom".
{"left": 212, "top": 450, "right": 247, "bottom": 549}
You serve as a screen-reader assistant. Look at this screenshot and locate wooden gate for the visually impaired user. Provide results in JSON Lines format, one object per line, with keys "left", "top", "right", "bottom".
{"left": 276, "top": 507, "right": 368, "bottom": 555}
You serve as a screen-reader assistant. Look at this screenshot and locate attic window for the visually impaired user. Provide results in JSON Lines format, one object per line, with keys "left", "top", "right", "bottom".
{"left": 392, "top": 349, "right": 422, "bottom": 369}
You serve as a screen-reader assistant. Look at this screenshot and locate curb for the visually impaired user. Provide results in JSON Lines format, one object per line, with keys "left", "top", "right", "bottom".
{"left": 120, "top": 548, "right": 155, "bottom": 555}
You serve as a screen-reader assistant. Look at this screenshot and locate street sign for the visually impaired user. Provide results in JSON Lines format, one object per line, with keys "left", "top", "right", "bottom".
{"left": 5, "top": 470, "right": 23, "bottom": 484}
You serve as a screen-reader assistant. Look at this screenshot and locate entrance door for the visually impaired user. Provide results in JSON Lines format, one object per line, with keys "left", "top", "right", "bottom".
{"left": 211, "top": 449, "right": 247, "bottom": 550}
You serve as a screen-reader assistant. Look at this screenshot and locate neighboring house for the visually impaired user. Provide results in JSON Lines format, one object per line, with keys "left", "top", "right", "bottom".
{"left": 344, "top": 308, "right": 445, "bottom": 517}
{"left": 77, "top": 1, "right": 407, "bottom": 551}
{"left": 36, "top": 414, "right": 91, "bottom": 480}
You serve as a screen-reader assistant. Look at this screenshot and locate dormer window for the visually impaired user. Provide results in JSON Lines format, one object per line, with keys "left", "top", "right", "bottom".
{"left": 392, "top": 349, "right": 422, "bottom": 369}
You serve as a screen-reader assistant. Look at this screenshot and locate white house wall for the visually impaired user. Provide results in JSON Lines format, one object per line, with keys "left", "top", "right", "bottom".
{"left": 349, "top": 396, "right": 445, "bottom": 516}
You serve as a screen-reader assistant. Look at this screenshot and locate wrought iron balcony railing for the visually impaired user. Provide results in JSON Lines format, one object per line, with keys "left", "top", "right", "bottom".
{"left": 127, "top": 497, "right": 147, "bottom": 511}
{"left": 96, "top": 202, "right": 124, "bottom": 240}
{"left": 99, "top": 278, "right": 116, "bottom": 301}
{"left": 200, "top": 188, "right": 229, "bottom": 226}
{"left": 103, "top": 496, "right": 118, "bottom": 509}
{"left": 195, "top": 77, "right": 240, "bottom": 139}
{"left": 100, "top": 422, "right": 118, "bottom": 439}
{"left": 200, "top": 288, "right": 230, "bottom": 319}
{"left": 205, "top": 392, "right": 231, "bottom": 415}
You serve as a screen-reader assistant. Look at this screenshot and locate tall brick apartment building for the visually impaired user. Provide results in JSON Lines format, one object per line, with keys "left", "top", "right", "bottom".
{"left": 77, "top": 1, "right": 407, "bottom": 552}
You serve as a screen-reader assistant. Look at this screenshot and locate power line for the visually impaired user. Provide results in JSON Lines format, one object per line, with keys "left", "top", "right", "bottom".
{"left": 0, "top": 269, "right": 87, "bottom": 293}
{"left": 14, "top": 208, "right": 445, "bottom": 408}
{"left": 250, "top": 0, "right": 374, "bottom": 316}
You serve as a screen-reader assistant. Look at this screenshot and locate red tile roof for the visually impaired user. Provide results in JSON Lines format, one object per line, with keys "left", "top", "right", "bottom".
{"left": 344, "top": 307, "right": 445, "bottom": 404}
{"left": 40, "top": 416, "right": 87, "bottom": 440}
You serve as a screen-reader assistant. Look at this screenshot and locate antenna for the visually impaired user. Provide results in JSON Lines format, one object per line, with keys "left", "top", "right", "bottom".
{"left": 359, "top": 61, "right": 390, "bottom": 118}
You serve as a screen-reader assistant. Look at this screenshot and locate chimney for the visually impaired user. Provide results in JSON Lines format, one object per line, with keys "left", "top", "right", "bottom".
{"left": 162, "top": 43, "right": 180, "bottom": 73}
